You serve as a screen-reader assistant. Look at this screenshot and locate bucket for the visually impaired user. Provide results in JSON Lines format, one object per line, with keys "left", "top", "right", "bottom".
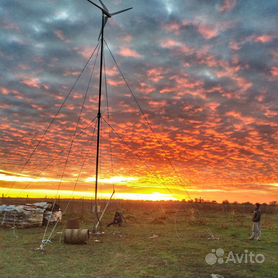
{"left": 64, "top": 228, "right": 89, "bottom": 244}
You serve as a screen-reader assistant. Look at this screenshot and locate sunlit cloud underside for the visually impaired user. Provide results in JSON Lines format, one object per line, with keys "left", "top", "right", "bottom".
{"left": 0, "top": 0, "right": 277, "bottom": 203}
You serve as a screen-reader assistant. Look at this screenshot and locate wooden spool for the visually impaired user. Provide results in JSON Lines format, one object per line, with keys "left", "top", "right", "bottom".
{"left": 64, "top": 229, "right": 89, "bottom": 244}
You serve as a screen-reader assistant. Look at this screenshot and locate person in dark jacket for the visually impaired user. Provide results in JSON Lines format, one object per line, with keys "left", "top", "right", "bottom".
{"left": 249, "top": 203, "right": 261, "bottom": 240}
{"left": 107, "top": 211, "right": 124, "bottom": 227}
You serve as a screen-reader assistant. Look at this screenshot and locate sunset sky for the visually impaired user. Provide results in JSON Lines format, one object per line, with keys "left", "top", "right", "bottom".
{"left": 0, "top": 0, "right": 277, "bottom": 203}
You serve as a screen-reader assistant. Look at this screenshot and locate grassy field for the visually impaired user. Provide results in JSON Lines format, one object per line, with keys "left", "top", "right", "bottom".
{"left": 0, "top": 200, "right": 277, "bottom": 277}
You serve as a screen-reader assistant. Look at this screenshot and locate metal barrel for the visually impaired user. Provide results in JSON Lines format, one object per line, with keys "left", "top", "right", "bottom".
{"left": 64, "top": 228, "right": 89, "bottom": 244}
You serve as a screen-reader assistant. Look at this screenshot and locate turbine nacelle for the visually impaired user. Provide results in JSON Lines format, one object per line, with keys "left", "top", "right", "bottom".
{"left": 86, "top": 0, "right": 132, "bottom": 40}
{"left": 86, "top": 0, "right": 132, "bottom": 18}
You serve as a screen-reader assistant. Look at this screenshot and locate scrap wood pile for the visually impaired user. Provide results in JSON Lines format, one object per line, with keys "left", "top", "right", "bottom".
{"left": 0, "top": 202, "right": 62, "bottom": 228}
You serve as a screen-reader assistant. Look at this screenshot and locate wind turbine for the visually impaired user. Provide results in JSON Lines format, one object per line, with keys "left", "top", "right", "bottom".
{"left": 87, "top": 0, "right": 132, "bottom": 39}
{"left": 85, "top": 0, "right": 132, "bottom": 228}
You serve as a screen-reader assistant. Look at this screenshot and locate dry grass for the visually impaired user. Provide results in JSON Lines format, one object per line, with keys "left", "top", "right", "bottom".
{"left": 0, "top": 199, "right": 277, "bottom": 277}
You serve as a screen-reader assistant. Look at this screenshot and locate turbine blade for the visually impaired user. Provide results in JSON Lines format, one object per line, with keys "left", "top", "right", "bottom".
{"left": 86, "top": 0, "right": 110, "bottom": 17}
{"left": 110, "top": 7, "right": 133, "bottom": 16}
{"left": 98, "top": 17, "right": 108, "bottom": 40}
{"left": 98, "top": 0, "right": 109, "bottom": 12}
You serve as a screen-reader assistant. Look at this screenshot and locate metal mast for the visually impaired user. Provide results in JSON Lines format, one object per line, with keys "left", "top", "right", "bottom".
{"left": 86, "top": 0, "right": 132, "bottom": 228}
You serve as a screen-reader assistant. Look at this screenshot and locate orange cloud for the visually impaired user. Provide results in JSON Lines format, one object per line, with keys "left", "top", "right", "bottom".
{"left": 21, "top": 78, "right": 41, "bottom": 89}
{"left": 0, "top": 87, "right": 9, "bottom": 95}
{"left": 229, "top": 41, "right": 241, "bottom": 51}
{"left": 271, "top": 67, "right": 278, "bottom": 77}
{"left": 160, "top": 87, "right": 176, "bottom": 94}
{"left": 207, "top": 102, "right": 220, "bottom": 112}
{"left": 138, "top": 82, "right": 156, "bottom": 94}
{"left": 160, "top": 39, "right": 180, "bottom": 48}
{"left": 163, "top": 22, "right": 182, "bottom": 35}
{"left": 118, "top": 47, "right": 142, "bottom": 59}
{"left": 148, "top": 100, "right": 167, "bottom": 109}
{"left": 105, "top": 66, "right": 118, "bottom": 77}
{"left": 253, "top": 35, "right": 273, "bottom": 44}
{"left": 218, "top": 0, "right": 237, "bottom": 13}
{"left": 160, "top": 39, "right": 193, "bottom": 55}
{"left": 1, "top": 2, "right": 277, "bottom": 204}
{"left": 76, "top": 47, "right": 93, "bottom": 59}
{"left": 63, "top": 71, "right": 80, "bottom": 77}
{"left": 107, "top": 79, "right": 125, "bottom": 87}
{"left": 54, "top": 30, "right": 70, "bottom": 43}
{"left": 147, "top": 67, "right": 165, "bottom": 83}
{"left": 198, "top": 24, "right": 220, "bottom": 40}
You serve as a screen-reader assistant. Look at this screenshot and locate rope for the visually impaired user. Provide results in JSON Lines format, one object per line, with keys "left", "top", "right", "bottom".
{"left": 42, "top": 118, "right": 98, "bottom": 247}
{"left": 94, "top": 189, "right": 115, "bottom": 231}
{"left": 19, "top": 114, "right": 98, "bottom": 192}
{"left": 40, "top": 44, "right": 101, "bottom": 249}
{"left": 63, "top": 118, "right": 98, "bottom": 213}
{"left": 101, "top": 117, "right": 187, "bottom": 240}
{"left": 99, "top": 57, "right": 191, "bottom": 238}
{"left": 102, "top": 118, "right": 176, "bottom": 196}
{"left": 104, "top": 40, "right": 193, "bottom": 200}
{"left": 99, "top": 55, "right": 189, "bottom": 237}
{"left": 19, "top": 43, "right": 101, "bottom": 194}
{"left": 103, "top": 53, "right": 115, "bottom": 192}
{"left": 5, "top": 42, "right": 100, "bottom": 197}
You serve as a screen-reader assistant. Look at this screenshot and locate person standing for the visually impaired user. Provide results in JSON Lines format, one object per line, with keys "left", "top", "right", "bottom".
{"left": 249, "top": 203, "right": 261, "bottom": 240}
